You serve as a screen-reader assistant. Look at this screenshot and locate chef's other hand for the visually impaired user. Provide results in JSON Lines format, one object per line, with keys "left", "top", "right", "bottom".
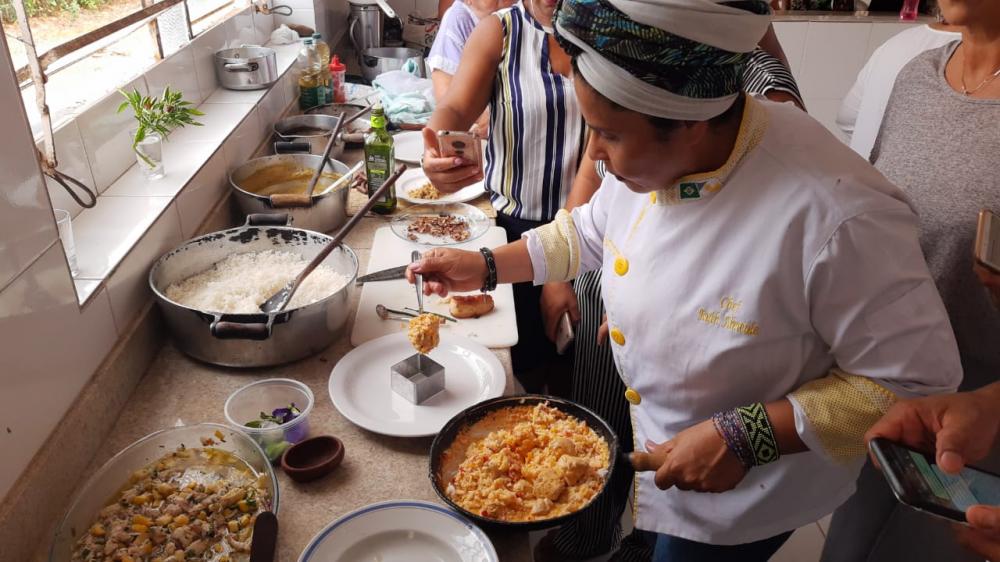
{"left": 974, "top": 263, "right": 1000, "bottom": 306}
{"left": 540, "top": 282, "right": 579, "bottom": 343}
{"left": 955, "top": 505, "right": 1000, "bottom": 560}
{"left": 630, "top": 419, "right": 747, "bottom": 493}
{"left": 406, "top": 248, "right": 487, "bottom": 297}
{"left": 865, "top": 383, "right": 1000, "bottom": 475}
{"left": 421, "top": 127, "right": 483, "bottom": 193}
{"left": 597, "top": 314, "right": 609, "bottom": 346}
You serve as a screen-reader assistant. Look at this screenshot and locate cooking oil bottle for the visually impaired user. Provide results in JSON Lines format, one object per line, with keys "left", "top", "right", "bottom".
{"left": 364, "top": 104, "right": 396, "bottom": 214}
{"left": 312, "top": 33, "right": 332, "bottom": 103}
{"left": 297, "top": 38, "right": 322, "bottom": 110}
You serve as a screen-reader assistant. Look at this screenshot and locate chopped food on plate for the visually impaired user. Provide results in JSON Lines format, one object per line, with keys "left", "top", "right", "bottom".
{"left": 407, "top": 216, "right": 470, "bottom": 243}
{"left": 408, "top": 313, "right": 443, "bottom": 354}
{"left": 409, "top": 182, "right": 441, "bottom": 200}
{"left": 71, "top": 445, "right": 271, "bottom": 562}
{"left": 449, "top": 294, "right": 495, "bottom": 319}
{"left": 442, "top": 402, "right": 609, "bottom": 521}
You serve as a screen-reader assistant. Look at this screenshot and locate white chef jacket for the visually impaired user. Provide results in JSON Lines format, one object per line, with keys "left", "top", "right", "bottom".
{"left": 526, "top": 97, "right": 962, "bottom": 544}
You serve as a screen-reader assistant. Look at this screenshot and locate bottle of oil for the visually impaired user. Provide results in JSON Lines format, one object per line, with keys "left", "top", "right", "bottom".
{"left": 311, "top": 33, "right": 332, "bottom": 104}
{"left": 364, "top": 104, "right": 396, "bottom": 214}
{"left": 297, "top": 38, "right": 321, "bottom": 110}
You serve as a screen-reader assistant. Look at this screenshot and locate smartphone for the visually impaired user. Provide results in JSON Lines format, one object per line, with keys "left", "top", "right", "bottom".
{"left": 437, "top": 130, "right": 483, "bottom": 173}
{"left": 555, "top": 311, "right": 575, "bottom": 355}
{"left": 975, "top": 209, "right": 1000, "bottom": 273}
{"left": 869, "top": 437, "right": 1000, "bottom": 523}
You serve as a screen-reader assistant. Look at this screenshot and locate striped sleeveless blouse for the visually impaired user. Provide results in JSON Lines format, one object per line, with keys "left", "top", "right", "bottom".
{"left": 487, "top": 3, "right": 586, "bottom": 222}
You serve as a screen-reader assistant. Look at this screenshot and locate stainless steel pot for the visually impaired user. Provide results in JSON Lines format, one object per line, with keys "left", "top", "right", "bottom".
{"left": 273, "top": 114, "right": 345, "bottom": 159}
{"left": 360, "top": 47, "right": 425, "bottom": 83}
{"left": 215, "top": 46, "right": 279, "bottom": 90}
{"left": 149, "top": 214, "right": 358, "bottom": 367}
{"left": 230, "top": 154, "right": 357, "bottom": 233}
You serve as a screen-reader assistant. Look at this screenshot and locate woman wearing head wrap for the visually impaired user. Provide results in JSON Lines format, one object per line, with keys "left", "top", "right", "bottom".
{"left": 409, "top": 1, "right": 962, "bottom": 559}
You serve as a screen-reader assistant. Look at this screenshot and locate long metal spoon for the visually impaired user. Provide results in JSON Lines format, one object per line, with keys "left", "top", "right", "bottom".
{"left": 259, "top": 163, "right": 408, "bottom": 314}
{"left": 412, "top": 250, "right": 424, "bottom": 315}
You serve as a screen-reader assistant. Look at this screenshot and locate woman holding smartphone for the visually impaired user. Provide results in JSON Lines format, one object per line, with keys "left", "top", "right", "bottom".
{"left": 409, "top": 0, "right": 964, "bottom": 558}
{"left": 821, "top": 0, "right": 1000, "bottom": 560}
{"left": 420, "top": 0, "right": 594, "bottom": 392}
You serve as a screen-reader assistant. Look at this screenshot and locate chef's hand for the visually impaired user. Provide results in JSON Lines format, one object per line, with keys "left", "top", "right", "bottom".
{"left": 540, "top": 282, "right": 579, "bottom": 343}
{"left": 974, "top": 263, "right": 1000, "bottom": 306}
{"left": 956, "top": 505, "right": 1000, "bottom": 560}
{"left": 630, "top": 419, "right": 747, "bottom": 493}
{"left": 421, "top": 127, "right": 483, "bottom": 193}
{"left": 597, "top": 314, "right": 609, "bottom": 346}
{"left": 407, "top": 248, "right": 487, "bottom": 297}
{"left": 865, "top": 382, "right": 1000, "bottom": 475}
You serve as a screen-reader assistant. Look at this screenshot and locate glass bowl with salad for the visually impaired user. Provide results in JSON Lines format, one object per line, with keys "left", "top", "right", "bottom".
{"left": 225, "top": 378, "right": 314, "bottom": 463}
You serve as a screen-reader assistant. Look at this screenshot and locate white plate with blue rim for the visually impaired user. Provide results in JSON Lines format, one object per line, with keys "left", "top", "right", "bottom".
{"left": 297, "top": 500, "right": 498, "bottom": 562}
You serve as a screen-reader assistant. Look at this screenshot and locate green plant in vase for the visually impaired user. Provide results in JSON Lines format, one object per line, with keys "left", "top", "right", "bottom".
{"left": 118, "top": 86, "right": 204, "bottom": 179}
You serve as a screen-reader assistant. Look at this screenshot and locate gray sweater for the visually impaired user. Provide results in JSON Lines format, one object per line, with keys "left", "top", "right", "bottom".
{"left": 872, "top": 41, "right": 1000, "bottom": 389}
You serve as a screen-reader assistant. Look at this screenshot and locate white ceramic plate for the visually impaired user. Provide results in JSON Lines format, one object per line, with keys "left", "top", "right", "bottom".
{"left": 298, "top": 500, "right": 498, "bottom": 562}
{"left": 396, "top": 167, "right": 487, "bottom": 205}
{"left": 329, "top": 332, "right": 506, "bottom": 437}
{"left": 390, "top": 202, "right": 490, "bottom": 247}
{"left": 393, "top": 131, "right": 425, "bottom": 164}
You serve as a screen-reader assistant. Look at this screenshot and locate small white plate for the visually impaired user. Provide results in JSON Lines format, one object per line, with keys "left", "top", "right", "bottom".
{"left": 396, "top": 167, "right": 487, "bottom": 205}
{"left": 390, "top": 202, "right": 490, "bottom": 247}
{"left": 393, "top": 131, "right": 425, "bottom": 164}
{"left": 298, "top": 500, "right": 498, "bottom": 562}
{"left": 329, "top": 332, "right": 506, "bottom": 437}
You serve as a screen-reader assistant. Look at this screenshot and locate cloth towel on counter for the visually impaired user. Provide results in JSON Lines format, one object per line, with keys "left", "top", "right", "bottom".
{"left": 269, "top": 25, "right": 299, "bottom": 45}
{"left": 372, "top": 64, "right": 435, "bottom": 124}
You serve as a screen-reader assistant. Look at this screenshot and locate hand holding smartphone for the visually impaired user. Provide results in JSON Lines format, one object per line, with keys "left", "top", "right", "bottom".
{"left": 437, "top": 130, "right": 483, "bottom": 174}
{"left": 869, "top": 437, "right": 1000, "bottom": 523}
{"left": 975, "top": 209, "right": 1000, "bottom": 274}
{"left": 555, "top": 311, "right": 575, "bottom": 355}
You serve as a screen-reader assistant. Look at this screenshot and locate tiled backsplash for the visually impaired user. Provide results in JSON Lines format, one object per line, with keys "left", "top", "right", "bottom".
{"left": 0, "top": 6, "right": 318, "bottom": 504}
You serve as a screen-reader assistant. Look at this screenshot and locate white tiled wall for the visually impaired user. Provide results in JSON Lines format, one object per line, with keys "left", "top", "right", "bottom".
{"left": 0, "top": 33, "right": 61, "bottom": 293}
{"left": 0, "top": 8, "right": 286, "bottom": 503}
{"left": 773, "top": 20, "right": 919, "bottom": 142}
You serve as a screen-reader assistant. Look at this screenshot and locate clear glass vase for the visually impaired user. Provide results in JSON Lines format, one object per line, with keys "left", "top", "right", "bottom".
{"left": 132, "top": 130, "right": 164, "bottom": 180}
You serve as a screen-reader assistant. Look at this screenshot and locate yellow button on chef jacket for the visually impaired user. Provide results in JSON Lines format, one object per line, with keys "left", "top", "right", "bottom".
{"left": 525, "top": 99, "right": 961, "bottom": 545}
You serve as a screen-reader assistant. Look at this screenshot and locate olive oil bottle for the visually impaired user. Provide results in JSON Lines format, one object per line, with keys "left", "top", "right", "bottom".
{"left": 364, "top": 104, "right": 396, "bottom": 214}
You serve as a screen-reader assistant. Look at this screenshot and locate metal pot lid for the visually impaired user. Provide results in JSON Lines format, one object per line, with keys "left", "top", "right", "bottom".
{"left": 215, "top": 46, "right": 276, "bottom": 61}
{"left": 361, "top": 47, "right": 423, "bottom": 59}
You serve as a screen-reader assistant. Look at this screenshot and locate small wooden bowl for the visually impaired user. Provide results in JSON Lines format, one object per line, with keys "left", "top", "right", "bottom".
{"left": 280, "top": 435, "right": 344, "bottom": 482}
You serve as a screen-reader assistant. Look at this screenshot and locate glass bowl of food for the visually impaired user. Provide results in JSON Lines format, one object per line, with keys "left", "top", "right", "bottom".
{"left": 225, "top": 378, "right": 315, "bottom": 463}
{"left": 390, "top": 203, "right": 490, "bottom": 247}
{"left": 49, "top": 422, "right": 278, "bottom": 562}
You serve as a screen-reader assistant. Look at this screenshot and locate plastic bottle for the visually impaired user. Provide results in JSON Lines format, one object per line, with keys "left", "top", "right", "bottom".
{"left": 899, "top": 0, "right": 918, "bottom": 20}
{"left": 297, "top": 38, "right": 322, "bottom": 110}
{"left": 329, "top": 55, "right": 347, "bottom": 104}
{"left": 364, "top": 104, "right": 396, "bottom": 214}
{"left": 312, "top": 33, "right": 332, "bottom": 104}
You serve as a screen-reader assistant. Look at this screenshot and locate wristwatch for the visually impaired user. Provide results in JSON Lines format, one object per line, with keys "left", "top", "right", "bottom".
{"left": 479, "top": 247, "right": 497, "bottom": 292}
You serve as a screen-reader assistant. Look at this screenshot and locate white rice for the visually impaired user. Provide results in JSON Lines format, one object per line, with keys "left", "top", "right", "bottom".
{"left": 165, "top": 250, "right": 350, "bottom": 313}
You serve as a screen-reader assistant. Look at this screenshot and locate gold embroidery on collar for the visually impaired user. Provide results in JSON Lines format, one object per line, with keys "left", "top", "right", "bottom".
{"left": 655, "top": 96, "right": 769, "bottom": 206}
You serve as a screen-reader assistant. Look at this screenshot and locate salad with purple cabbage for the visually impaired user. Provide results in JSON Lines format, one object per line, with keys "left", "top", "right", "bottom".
{"left": 245, "top": 403, "right": 309, "bottom": 461}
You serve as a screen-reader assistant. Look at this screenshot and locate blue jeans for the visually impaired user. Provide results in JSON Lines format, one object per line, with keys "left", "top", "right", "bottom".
{"left": 653, "top": 530, "right": 793, "bottom": 562}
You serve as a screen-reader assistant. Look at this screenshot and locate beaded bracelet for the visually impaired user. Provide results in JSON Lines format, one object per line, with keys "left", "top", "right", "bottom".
{"left": 712, "top": 402, "right": 781, "bottom": 470}
{"left": 712, "top": 410, "right": 756, "bottom": 470}
{"left": 479, "top": 247, "right": 497, "bottom": 292}
{"left": 735, "top": 402, "right": 781, "bottom": 466}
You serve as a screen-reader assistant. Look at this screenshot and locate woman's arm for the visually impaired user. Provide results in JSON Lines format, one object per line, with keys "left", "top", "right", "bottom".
{"left": 431, "top": 69, "right": 453, "bottom": 104}
{"left": 427, "top": 16, "right": 503, "bottom": 132}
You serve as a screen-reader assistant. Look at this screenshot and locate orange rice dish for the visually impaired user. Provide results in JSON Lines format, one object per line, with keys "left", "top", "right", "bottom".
{"left": 442, "top": 403, "right": 609, "bottom": 521}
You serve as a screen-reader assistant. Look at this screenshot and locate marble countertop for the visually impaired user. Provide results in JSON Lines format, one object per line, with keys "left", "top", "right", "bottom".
{"left": 35, "top": 175, "right": 530, "bottom": 559}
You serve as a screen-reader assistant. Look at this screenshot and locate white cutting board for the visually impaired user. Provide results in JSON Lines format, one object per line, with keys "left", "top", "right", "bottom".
{"left": 351, "top": 227, "right": 519, "bottom": 348}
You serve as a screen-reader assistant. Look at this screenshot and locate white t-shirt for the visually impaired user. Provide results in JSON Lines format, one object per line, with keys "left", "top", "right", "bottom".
{"left": 837, "top": 25, "right": 960, "bottom": 160}
{"left": 526, "top": 97, "right": 962, "bottom": 544}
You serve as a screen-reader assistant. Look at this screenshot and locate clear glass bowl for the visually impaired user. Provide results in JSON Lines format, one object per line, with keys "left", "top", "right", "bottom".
{"left": 225, "top": 378, "right": 314, "bottom": 463}
{"left": 390, "top": 202, "right": 489, "bottom": 247}
{"left": 49, "top": 422, "right": 278, "bottom": 562}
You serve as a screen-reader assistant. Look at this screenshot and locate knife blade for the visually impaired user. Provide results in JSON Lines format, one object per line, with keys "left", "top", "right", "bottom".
{"left": 356, "top": 264, "right": 409, "bottom": 285}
